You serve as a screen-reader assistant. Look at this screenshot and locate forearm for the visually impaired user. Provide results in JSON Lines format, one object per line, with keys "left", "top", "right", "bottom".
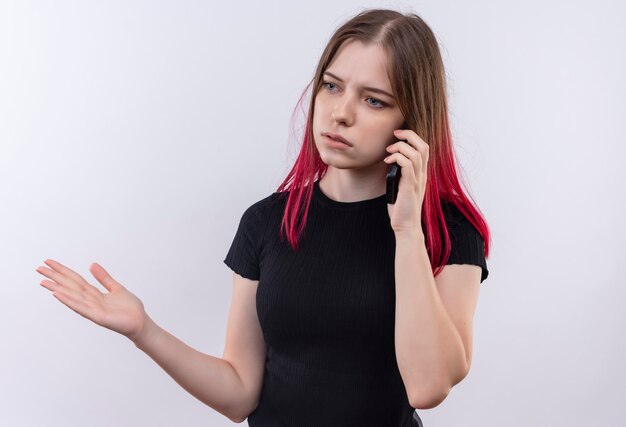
{"left": 132, "top": 314, "right": 248, "bottom": 422}
{"left": 394, "top": 229, "right": 468, "bottom": 407}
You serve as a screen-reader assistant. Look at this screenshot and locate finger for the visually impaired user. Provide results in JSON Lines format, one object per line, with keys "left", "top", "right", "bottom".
{"left": 44, "top": 259, "right": 88, "bottom": 286}
{"left": 53, "top": 289, "right": 93, "bottom": 320}
{"left": 53, "top": 282, "right": 87, "bottom": 304}
{"left": 393, "top": 129, "right": 429, "bottom": 153}
{"left": 38, "top": 261, "right": 105, "bottom": 298}
{"left": 36, "top": 265, "right": 84, "bottom": 292}
{"left": 40, "top": 279, "right": 59, "bottom": 292}
{"left": 392, "top": 141, "right": 427, "bottom": 177}
{"left": 384, "top": 153, "right": 417, "bottom": 180}
{"left": 392, "top": 129, "right": 418, "bottom": 149}
{"left": 40, "top": 279, "right": 95, "bottom": 303}
{"left": 89, "top": 262, "right": 120, "bottom": 293}
{"left": 387, "top": 141, "right": 418, "bottom": 158}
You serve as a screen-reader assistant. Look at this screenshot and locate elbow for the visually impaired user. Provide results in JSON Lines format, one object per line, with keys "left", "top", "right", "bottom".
{"left": 409, "top": 366, "right": 470, "bottom": 409}
{"left": 409, "top": 360, "right": 471, "bottom": 409}
{"left": 228, "top": 407, "right": 250, "bottom": 424}
{"left": 409, "top": 385, "right": 451, "bottom": 410}
{"left": 228, "top": 395, "right": 260, "bottom": 424}
{"left": 225, "top": 402, "right": 247, "bottom": 423}
{"left": 227, "top": 408, "right": 247, "bottom": 424}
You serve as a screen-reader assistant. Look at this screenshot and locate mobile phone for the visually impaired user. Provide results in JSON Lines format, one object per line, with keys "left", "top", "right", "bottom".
{"left": 386, "top": 162, "right": 401, "bottom": 204}
{"left": 386, "top": 124, "right": 406, "bottom": 204}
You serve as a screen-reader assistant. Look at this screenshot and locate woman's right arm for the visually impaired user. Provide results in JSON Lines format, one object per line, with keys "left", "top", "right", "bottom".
{"left": 131, "top": 314, "right": 249, "bottom": 423}
{"left": 36, "top": 259, "right": 249, "bottom": 423}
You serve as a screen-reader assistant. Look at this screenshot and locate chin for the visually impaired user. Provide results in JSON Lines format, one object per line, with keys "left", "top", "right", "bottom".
{"left": 316, "top": 149, "right": 340, "bottom": 165}
{"left": 316, "top": 149, "right": 333, "bottom": 165}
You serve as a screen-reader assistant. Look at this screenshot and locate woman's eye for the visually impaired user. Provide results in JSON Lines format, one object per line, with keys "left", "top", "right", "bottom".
{"left": 322, "top": 82, "right": 385, "bottom": 108}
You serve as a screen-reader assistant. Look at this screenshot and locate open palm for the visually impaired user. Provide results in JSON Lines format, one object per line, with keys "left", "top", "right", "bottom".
{"left": 36, "top": 259, "right": 146, "bottom": 341}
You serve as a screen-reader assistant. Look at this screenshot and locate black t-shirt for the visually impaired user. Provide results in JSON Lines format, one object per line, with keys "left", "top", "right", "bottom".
{"left": 224, "top": 180, "right": 488, "bottom": 426}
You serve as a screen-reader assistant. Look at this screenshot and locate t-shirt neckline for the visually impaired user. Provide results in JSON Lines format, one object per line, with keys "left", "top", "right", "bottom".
{"left": 312, "top": 180, "right": 387, "bottom": 211}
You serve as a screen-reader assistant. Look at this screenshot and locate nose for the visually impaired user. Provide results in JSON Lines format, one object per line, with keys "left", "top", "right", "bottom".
{"left": 331, "top": 95, "right": 355, "bottom": 126}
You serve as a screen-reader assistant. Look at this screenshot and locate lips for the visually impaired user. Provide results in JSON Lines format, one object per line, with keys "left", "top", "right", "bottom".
{"left": 323, "top": 132, "right": 352, "bottom": 146}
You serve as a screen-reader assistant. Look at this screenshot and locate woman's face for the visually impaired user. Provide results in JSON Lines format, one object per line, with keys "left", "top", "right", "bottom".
{"left": 313, "top": 39, "right": 405, "bottom": 169}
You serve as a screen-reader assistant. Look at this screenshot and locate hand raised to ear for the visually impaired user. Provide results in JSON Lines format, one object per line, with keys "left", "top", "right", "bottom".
{"left": 384, "top": 128, "right": 430, "bottom": 235}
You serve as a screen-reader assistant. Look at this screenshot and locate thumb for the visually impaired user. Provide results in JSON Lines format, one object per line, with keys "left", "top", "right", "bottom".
{"left": 89, "top": 262, "right": 121, "bottom": 292}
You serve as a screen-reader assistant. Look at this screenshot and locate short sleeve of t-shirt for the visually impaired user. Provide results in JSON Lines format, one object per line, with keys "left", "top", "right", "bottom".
{"left": 223, "top": 202, "right": 264, "bottom": 281}
{"left": 442, "top": 202, "right": 489, "bottom": 283}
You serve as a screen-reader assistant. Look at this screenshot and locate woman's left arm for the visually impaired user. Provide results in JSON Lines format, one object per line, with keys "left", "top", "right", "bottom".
{"left": 393, "top": 229, "right": 481, "bottom": 410}
{"left": 385, "top": 128, "right": 482, "bottom": 409}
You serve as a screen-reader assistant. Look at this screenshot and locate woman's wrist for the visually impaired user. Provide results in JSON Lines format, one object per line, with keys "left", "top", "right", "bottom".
{"left": 130, "top": 313, "right": 158, "bottom": 350}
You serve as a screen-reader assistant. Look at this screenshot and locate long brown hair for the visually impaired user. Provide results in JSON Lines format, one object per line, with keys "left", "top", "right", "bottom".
{"left": 275, "top": 8, "right": 491, "bottom": 278}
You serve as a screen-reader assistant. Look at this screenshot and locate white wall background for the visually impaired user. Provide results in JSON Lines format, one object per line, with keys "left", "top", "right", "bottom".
{"left": 2, "top": 0, "right": 625, "bottom": 426}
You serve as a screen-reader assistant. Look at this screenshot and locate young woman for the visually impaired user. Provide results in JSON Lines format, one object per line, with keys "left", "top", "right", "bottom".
{"left": 36, "top": 8, "right": 490, "bottom": 427}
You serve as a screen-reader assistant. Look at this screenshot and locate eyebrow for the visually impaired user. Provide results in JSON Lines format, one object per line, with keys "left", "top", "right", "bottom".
{"left": 323, "top": 71, "right": 395, "bottom": 100}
